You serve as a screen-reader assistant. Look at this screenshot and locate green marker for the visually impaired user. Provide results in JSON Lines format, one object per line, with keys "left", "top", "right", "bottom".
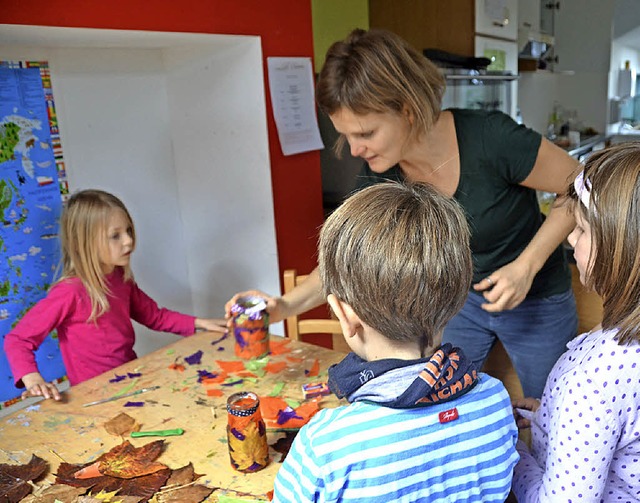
{"left": 130, "top": 428, "right": 184, "bottom": 437}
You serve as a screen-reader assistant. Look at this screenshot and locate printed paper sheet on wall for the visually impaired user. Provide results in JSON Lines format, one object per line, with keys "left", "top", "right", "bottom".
{"left": 0, "top": 61, "right": 69, "bottom": 406}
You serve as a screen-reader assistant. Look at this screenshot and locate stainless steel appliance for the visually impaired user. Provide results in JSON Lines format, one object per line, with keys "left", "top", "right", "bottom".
{"left": 441, "top": 69, "right": 518, "bottom": 118}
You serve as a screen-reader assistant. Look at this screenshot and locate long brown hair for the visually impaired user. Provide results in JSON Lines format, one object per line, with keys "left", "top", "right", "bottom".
{"left": 569, "top": 143, "right": 640, "bottom": 344}
{"left": 58, "top": 189, "right": 136, "bottom": 321}
{"left": 316, "top": 28, "right": 445, "bottom": 155}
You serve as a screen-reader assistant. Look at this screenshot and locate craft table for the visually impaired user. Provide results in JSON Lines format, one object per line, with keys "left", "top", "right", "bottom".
{"left": 0, "top": 332, "right": 347, "bottom": 501}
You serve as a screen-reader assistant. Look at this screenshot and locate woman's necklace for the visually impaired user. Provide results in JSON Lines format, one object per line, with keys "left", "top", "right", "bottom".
{"left": 429, "top": 153, "right": 459, "bottom": 175}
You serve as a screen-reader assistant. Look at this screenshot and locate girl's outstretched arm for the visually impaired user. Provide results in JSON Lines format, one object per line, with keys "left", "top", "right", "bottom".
{"left": 195, "top": 317, "right": 228, "bottom": 333}
{"left": 21, "top": 372, "right": 62, "bottom": 401}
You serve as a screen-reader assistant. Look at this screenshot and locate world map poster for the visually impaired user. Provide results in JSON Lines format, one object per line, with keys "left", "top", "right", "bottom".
{"left": 0, "top": 61, "right": 69, "bottom": 406}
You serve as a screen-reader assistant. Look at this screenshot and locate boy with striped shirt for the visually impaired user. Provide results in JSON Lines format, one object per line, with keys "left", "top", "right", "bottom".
{"left": 273, "top": 182, "right": 518, "bottom": 502}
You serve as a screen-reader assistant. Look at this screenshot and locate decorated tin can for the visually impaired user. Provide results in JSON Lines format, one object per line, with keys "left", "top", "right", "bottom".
{"left": 230, "top": 295, "right": 270, "bottom": 359}
{"left": 226, "top": 391, "right": 269, "bottom": 472}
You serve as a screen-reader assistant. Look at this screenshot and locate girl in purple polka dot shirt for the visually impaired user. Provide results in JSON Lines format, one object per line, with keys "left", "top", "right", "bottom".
{"left": 511, "top": 143, "right": 640, "bottom": 502}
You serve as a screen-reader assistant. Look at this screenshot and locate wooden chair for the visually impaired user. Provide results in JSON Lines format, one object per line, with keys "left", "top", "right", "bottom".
{"left": 283, "top": 269, "right": 348, "bottom": 352}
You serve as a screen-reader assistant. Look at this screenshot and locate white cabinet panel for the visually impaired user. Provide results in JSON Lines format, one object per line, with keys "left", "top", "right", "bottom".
{"left": 475, "top": 0, "right": 518, "bottom": 41}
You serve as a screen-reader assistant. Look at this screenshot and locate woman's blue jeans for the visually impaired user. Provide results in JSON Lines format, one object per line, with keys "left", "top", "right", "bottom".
{"left": 443, "top": 289, "right": 578, "bottom": 399}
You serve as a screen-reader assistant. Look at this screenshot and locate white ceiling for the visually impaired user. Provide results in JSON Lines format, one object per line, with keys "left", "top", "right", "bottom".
{"left": 615, "top": 25, "right": 640, "bottom": 51}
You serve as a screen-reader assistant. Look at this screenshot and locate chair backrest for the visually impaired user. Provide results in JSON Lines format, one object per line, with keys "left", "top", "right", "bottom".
{"left": 283, "top": 269, "right": 345, "bottom": 349}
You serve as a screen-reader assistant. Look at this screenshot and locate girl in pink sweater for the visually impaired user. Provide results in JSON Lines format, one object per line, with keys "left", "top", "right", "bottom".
{"left": 4, "top": 189, "right": 226, "bottom": 400}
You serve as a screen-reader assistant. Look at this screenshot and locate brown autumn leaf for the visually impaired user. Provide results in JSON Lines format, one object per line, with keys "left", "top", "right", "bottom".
{"left": 98, "top": 440, "right": 167, "bottom": 479}
{"left": 164, "top": 463, "right": 202, "bottom": 487}
{"left": 155, "top": 484, "right": 213, "bottom": 503}
{"left": 0, "top": 455, "right": 48, "bottom": 503}
{"left": 104, "top": 413, "right": 141, "bottom": 437}
{"left": 69, "top": 440, "right": 167, "bottom": 481}
{"left": 18, "top": 483, "right": 87, "bottom": 503}
{"left": 76, "top": 492, "right": 143, "bottom": 503}
{"left": 56, "top": 462, "right": 171, "bottom": 503}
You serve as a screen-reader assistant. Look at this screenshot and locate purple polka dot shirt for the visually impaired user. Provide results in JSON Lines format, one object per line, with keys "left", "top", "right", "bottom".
{"left": 512, "top": 328, "right": 640, "bottom": 502}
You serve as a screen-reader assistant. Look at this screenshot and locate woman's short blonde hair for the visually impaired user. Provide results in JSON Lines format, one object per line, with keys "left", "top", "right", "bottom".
{"left": 569, "top": 143, "right": 640, "bottom": 344}
{"left": 316, "top": 28, "right": 446, "bottom": 154}
{"left": 319, "top": 182, "right": 471, "bottom": 349}
{"left": 59, "top": 189, "right": 136, "bottom": 321}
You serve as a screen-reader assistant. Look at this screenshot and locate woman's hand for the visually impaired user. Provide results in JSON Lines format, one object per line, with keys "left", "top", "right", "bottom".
{"left": 225, "top": 290, "right": 287, "bottom": 324}
{"left": 195, "top": 318, "right": 228, "bottom": 334}
{"left": 21, "top": 372, "right": 61, "bottom": 401}
{"left": 512, "top": 397, "right": 540, "bottom": 429}
{"left": 473, "top": 258, "right": 536, "bottom": 312}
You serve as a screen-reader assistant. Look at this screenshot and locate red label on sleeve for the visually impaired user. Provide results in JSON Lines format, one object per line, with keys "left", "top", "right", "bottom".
{"left": 438, "top": 408, "right": 459, "bottom": 424}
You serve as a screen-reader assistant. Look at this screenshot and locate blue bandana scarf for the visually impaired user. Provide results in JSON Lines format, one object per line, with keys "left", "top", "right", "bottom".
{"left": 327, "top": 343, "right": 479, "bottom": 409}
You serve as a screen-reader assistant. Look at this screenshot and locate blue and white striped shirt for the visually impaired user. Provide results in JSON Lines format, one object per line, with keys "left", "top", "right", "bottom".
{"left": 273, "top": 374, "right": 518, "bottom": 502}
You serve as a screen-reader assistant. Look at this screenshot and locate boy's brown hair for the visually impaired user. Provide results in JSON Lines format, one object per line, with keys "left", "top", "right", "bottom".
{"left": 569, "top": 143, "right": 640, "bottom": 344}
{"left": 319, "top": 182, "right": 471, "bottom": 348}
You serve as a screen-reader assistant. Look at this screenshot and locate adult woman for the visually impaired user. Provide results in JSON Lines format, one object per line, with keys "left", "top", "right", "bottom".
{"left": 227, "top": 28, "right": 578, "bottom": 398}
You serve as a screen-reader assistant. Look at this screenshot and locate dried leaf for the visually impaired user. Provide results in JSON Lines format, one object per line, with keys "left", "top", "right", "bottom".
{"left": 156, "top": 484, "right": 213, "bottom": 503}
{"left": 56, "top": 462, "right": 171, "bottom": 502}
{"left": 19, "top": 483, "right": 87, "bottom": 503}
{"left": 0, "top": 455, "right": 48, "bottom": 503}
{"left": 164, "top": 463, "right": 201, "bottom": 487}
{"left": 104, "top": 413, "right": 141, "bottom": 437}
{"left": 98, "top": 441, "right": 167, "bottom": 479}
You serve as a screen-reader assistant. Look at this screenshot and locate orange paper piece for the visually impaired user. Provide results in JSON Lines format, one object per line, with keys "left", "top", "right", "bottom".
{"left": 286, "top": 356, "right": 303, "bottom": 364}
{"left": 265, "top": 361, "right": 287, "bottom": 374}
{"left": 215, "top": 360, "right": 246, "bottom": 373}
{"left": 306, "top": 358, "right": 320, "bottom": 377}
{"left": 168, "top": 363, "right": 185, "bottom": 372}
{"left": 201, "top": 371, "right": 228, "bottom": 384}
{"left": 236, "top": 371, "right": 259, "bottom": 378}
{"left": 206, "top": 388, "right": 224, "bottom": 397}
{"left": 259, "top": 396, "right": 320, "bottom": 429}
{"left": 269, "top": 338, "right": 291, "bottom": 355}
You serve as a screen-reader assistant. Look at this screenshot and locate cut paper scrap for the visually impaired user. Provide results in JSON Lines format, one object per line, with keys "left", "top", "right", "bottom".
{"left": 206, "top": 388, "right": 224, "bottom": 397}
{"left": 221, "top": 379, "right": 244, "bottom": 387}
{"left": 210, "top": 333, "right": 229, "bottom": 346}
{"left": 168, "top": 362, "right": 185, "bottom": 372}
{"left": 265, "top": 361, "right": 287, "bottom": 374}
{"left": 244, "top": 356, "right": 269, "bottom": 376}
{"left": 201, "top": 372, "right": 228, "bottom": 384}
{"left": 215, "top": 360, "right": 245, "bottom": 373}
{"left": 286, "top": 356, "right": 303, "bottom": 364}
{"left": 109, "top": 374, "right": 126, "bottom": 383}
{"left": 197, "top": 369, "right": 219, "bottom": 382}
{"left": 184, "top": 350, "right": 203, "bottom": 365}
{"left": 305, "top": 358, "right": 320, "bottom": 377}
{"left": 236, "top": 371, "right": 259, "bottom": 379}
{"left": 124, "top": 402, "right": 144, "bottom": 407}
{"left": 268, "top": 382, "right": 285, "bottom": 397}
{"left": 260, "top": 396, "right": 319, "bottom": 429}
{"left": 269, "top": 338, "right": 291, "bottom": 355}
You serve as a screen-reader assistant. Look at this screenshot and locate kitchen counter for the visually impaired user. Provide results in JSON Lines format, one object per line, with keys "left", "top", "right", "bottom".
{"left": 562, "top": 134, "right": 609, "bottom": 160}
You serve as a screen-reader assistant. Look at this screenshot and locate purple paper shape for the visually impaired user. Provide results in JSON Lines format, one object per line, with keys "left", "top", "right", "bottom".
{"left": 184, "top": 350, "right": 203, "bottom": 365}
{"left": 109, "top": 374, "right": 126, "bottom": 383}
{"left": 124, "top": 401, "right": 144, "bottom": 407}
{"left": 210, "top": 333, "right": 229, "bottom": 346}
{"left": 221, "top": 379, "right": 244, "bottom": 387}
{"left": 277, "top": 406, "right": 302, "bottom": 425}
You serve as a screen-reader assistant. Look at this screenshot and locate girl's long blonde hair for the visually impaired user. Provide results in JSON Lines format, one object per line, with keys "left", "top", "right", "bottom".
{"left": 58, "top": 189, "right": 136, "bottom": 321}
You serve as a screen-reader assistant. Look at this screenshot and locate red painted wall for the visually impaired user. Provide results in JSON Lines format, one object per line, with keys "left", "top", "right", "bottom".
{"left": 0, "top": 0, "right": 325, "bottom": 292}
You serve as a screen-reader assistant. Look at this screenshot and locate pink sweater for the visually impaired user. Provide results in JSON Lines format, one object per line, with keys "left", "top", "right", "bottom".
{"left": 4, "top": 268, "right": 196, "bottom": 386}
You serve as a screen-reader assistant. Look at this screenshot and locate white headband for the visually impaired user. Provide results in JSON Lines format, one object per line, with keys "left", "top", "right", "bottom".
{"left": 574, "top": 170, "right": 593, "bottom": 211}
